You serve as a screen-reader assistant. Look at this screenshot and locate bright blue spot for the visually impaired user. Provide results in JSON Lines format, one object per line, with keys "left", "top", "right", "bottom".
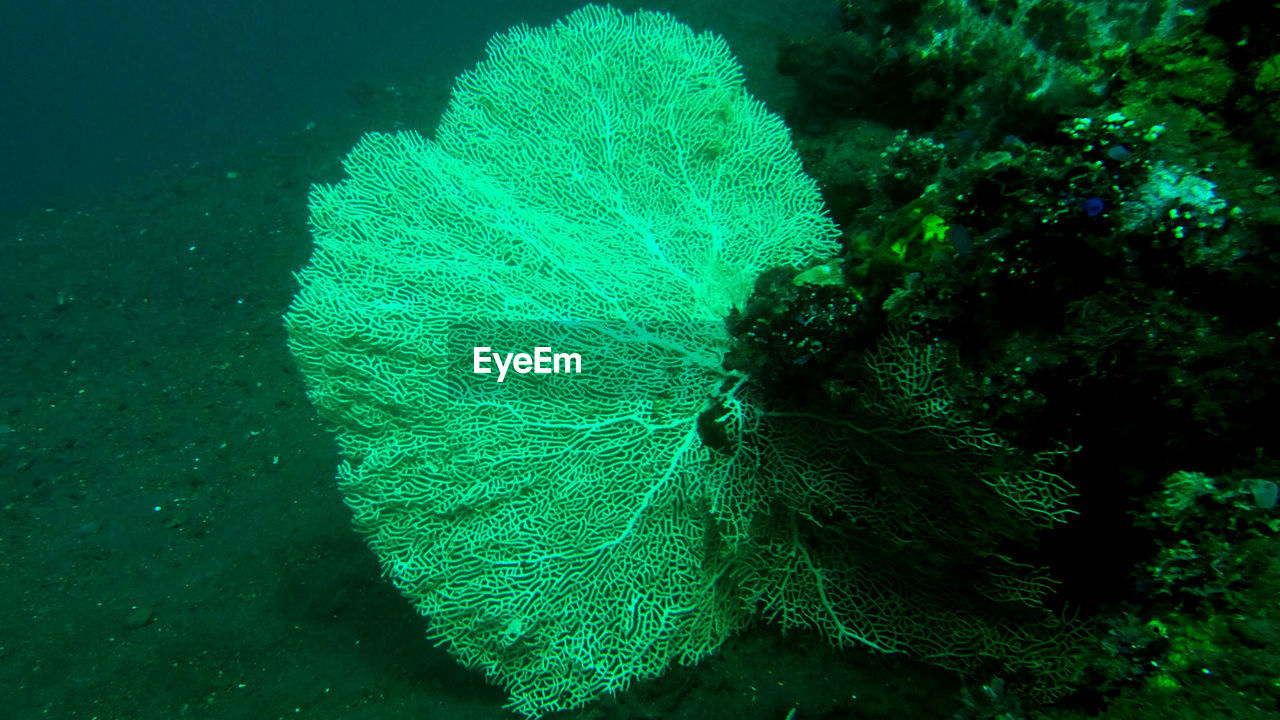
{"left": 1080, "top": 197, "right": 1105, "bottom": 217}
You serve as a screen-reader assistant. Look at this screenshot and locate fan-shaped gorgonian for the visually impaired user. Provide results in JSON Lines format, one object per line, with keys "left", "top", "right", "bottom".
{"left": 285, "top": 5, "right": 840, "bottom": 716}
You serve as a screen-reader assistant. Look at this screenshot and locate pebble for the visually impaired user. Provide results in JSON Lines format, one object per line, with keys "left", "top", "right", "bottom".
{"left": 125, "top": 605, "right": 154, "bottom": 629}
